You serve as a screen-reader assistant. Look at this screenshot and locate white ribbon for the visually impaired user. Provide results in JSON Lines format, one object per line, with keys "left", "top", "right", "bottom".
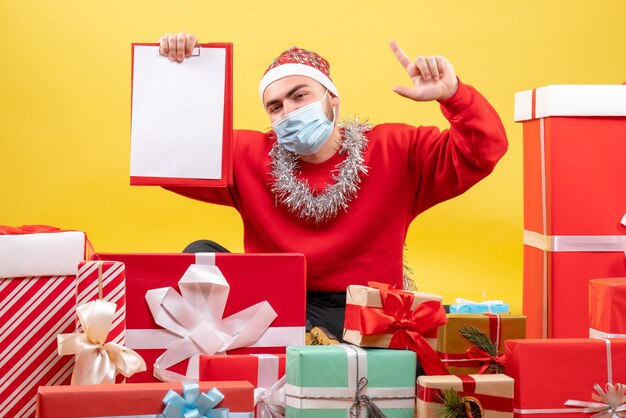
{"left": 524, "top": 230, "right": 626, "bottom": 252}
{"left": 252, "top": 354, "right": 286, "bottom": 418}
{"left": 57, "top": 300, "right": 146, "bottom": 385}
{"left": 565, "top": 383, "right": 626, "bottom": 417}
{"left": 126, "top": 327, "right": 304, "bottom": 350}
{"left": 591, "top": 329, "right": 626, "bottom": 339}
{"left": 255, "top": 376, "right": 286, "bottom": 418}
{"left": 144, "top": 263, "right": 278, "bottom": 382}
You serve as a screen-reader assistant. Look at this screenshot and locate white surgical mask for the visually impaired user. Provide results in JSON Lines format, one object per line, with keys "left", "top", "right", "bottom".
{"left": 272, "top": 91, "right": 335, "bottom": 155}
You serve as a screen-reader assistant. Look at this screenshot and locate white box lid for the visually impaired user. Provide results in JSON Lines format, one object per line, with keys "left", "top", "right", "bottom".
{"left": 0, "top": 231, "right": 86, "bottom": 278}
{"left": 514, "top": 84, "right": 626, "bottom": 122}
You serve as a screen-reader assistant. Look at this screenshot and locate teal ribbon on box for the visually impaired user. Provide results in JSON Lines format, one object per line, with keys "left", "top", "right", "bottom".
{"left": 449, "top": 298, "right": 509, "bottom": 314}
{"left": 162, "top": 383, "right": 229, "bottom": 418}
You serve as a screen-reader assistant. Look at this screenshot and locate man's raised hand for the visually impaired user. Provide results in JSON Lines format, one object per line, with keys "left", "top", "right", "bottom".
{"left": 389, "top": 40, "right": 458, "bottom": 101}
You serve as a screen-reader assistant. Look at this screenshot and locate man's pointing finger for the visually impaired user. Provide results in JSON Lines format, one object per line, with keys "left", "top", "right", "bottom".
{"left": 389, "top": 40, "right": 412, "bottom": 70}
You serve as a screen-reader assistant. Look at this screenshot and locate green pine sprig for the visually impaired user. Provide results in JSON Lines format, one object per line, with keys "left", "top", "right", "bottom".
{"left": 437, "top": 387, "right": 466, "bottom": 418}
{"left": 458, "top": 325, "right": 504, "bottom": 373}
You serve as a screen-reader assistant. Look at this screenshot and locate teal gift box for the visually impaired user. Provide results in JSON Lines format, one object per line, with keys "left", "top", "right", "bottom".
{"left": 449, "top": 298, "right": 509, "bottom": 314}
{"left": 285, "top": 345, "right": 416, "bottom": 418}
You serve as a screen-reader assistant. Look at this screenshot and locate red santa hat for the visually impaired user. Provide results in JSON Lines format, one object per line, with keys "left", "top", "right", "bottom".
{"left": 259, "top": 46, "right": 339, "bottom": 99}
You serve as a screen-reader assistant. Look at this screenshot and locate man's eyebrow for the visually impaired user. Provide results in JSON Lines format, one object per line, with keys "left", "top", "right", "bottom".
{"left": 265, "top": 84, "right": 311, "bottom": 109}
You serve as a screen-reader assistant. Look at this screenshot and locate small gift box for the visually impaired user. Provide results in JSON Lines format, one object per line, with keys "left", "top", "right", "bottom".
{"left": 589, "top": 278, "right": 626, "bottom": 338}
{"left": 505, "top": 338, "right": 626, "bottom": 417}
{"left": 36, "top": 380, "right": 254, "bottom": 417}
{"left": 200, "top": 354, "right": 286, "bottom": 418}
{"left": 92, "top": 252, "right": 306, "bottom": 383}
{"left": 0, "top": 225, "right": 88, "bottom": 418}
{"left": 343, "top": 282, "right": 448, "bottom": 375}
{"left": 449, "top": 298, "right": 510, "bottom": 314}
{"left": 285, "top": 345, "right": 416, "bottom": 418}
{"left": 416, "top": 374, "right": 514, "bottom": 418}
{"left": 436, "top": 314, "right": 526, "bottom": 375}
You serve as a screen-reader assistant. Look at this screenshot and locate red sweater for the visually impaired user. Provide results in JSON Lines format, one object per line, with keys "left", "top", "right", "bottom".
{"left": 167, "top": 81, "right": 508, "bottom": 292}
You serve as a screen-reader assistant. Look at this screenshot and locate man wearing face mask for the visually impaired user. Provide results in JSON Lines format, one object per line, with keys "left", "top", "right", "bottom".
{"left": 161, "top": 33, "right": 508, "bottom": 340}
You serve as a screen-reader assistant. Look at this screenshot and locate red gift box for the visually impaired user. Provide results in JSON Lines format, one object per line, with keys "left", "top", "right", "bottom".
{"left": 0, "top": 226, "right": 87, "bottom": 418}
{"left": 515, "top": 85, "right": 626, "bottom": 338}
{"left": 590, "top": 277, "right": 626, "bottom": 338}
{"left": 505, "top": 338, "right": 626, "bottom": 417}
{"left": 200, "top": 354, "right": 285, "bottom": 418}
{"left": 91, "top": 252, "right": 306, "bottom": 383}
{"left": 36, "top": 380, "right": 254, "bottom": 417}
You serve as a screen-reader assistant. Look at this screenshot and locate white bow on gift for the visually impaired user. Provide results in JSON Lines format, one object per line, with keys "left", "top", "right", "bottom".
{"left": 255, "top": 375, "right": 286, "bottom": 418}
{"left": 57, "top": 300, "right": 146, "bottom": 385}
{"left": 146, "top": 263, "right": 278, "bottom": 382}
{"left": 565, "top": 383, "right": 626, "bottom": 418}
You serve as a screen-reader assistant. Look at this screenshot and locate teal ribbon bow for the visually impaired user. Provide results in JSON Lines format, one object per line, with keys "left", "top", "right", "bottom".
{"left": 162, "top": 382, "right": 229, "bottom": 418}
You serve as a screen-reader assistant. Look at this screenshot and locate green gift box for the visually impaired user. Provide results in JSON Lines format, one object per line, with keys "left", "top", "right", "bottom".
{"left": 285, "top": 345, "right": 416, "bottom": 418}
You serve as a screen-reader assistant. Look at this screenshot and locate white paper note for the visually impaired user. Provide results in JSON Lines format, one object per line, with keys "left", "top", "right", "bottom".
{"left": 130, "top": 45, "right": 226, "bottom": 180}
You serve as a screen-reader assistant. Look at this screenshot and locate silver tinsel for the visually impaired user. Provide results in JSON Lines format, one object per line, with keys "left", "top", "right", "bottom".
{"left": 269, "top": 119, "right": 370, "bottom": 224}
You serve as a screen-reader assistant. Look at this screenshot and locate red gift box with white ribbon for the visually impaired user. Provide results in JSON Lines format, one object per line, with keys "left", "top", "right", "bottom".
{"left": 91, "top": 252, "right": 306, "bottom": 383}
{"left": 200, "top": 354, "right": 286, "bottom": 418}
{"left": 0, "top": 225, "right": 87, "bottom": 418}
{"left": 514, "top": 84, "right": 626, "bottom": 338}
{"left": 505, "top": 338, "right": 626, "bottom": 417}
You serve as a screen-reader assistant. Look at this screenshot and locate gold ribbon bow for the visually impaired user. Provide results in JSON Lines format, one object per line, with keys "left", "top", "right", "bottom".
{"left": 565, "top": 383, "right": 626, "bottom": 418}
{"left": 57, "top": 300, "right": 146, "bottom": 385}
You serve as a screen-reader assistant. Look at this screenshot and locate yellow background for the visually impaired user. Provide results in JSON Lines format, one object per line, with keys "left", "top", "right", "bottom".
{"left": 2, "top": 0, "right": 624, "bottom": 314}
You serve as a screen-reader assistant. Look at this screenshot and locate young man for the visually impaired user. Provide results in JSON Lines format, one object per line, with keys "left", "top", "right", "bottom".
{"left": 159, "top": 33, "right": 508, "bottom": 339}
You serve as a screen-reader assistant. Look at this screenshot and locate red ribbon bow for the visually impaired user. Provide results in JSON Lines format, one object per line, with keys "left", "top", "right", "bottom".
{"left": 355, "top": 282, "right": 449, "bottom": 375}
{"left": 0, "top": 225, "right": 63, "bottom": 235}
{"left": 464, "top": 347, "right": 507, "bottom": 374}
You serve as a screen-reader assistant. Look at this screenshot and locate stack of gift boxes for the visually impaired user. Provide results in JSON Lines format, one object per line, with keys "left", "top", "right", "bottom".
{"left": 1, "top": 84, "right": 625, "bottom": 418}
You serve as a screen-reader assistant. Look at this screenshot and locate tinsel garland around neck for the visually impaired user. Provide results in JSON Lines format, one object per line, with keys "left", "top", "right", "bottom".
{"left": 269, "top": 119, "right": 370, "bottom": 224}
